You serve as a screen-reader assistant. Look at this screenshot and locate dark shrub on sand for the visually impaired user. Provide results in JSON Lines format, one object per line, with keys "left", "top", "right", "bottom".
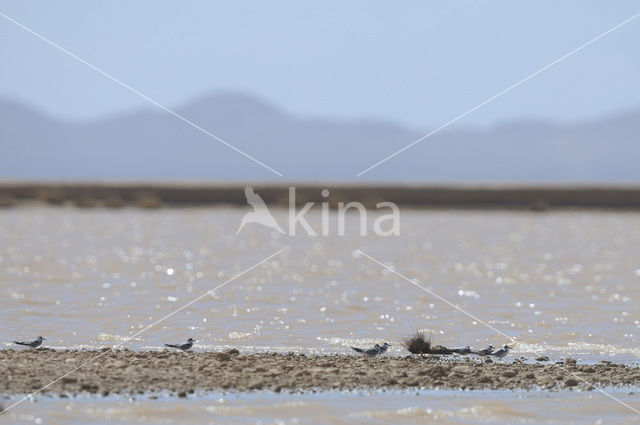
{"left": 402, "top": 331, "right": 454, "bottom": 355}
{"left": 403, "top": 331, "right": 432, "bottom": 354}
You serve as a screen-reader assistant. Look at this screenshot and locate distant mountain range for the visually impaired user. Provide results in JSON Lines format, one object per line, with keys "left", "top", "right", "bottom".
{"left": 1, "top": 92, "right": 639, "bottom": 182}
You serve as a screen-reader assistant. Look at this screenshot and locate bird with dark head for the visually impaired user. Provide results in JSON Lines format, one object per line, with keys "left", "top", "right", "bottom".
{"left": 473, "top": 345, "right": 494, "bottom": 356}
{"left": 14, "top": 336, "right": 45, "bottom": 348}
{"left": 491, "top": 344, "right": 512, "bottom": 359}
{"left": 164, "top": 338, "right": 195, "bottom": 351}
{"left": 351, "top": 342, "right": 390, "bottom": 357}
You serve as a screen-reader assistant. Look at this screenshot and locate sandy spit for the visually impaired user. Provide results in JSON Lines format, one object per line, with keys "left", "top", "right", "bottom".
{"left": 1, "top": 349, "right": 639, "bottom": 396}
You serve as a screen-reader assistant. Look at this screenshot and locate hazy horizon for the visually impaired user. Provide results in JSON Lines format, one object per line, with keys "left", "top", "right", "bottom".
{"left": 2, "top": 91, "right": 639, "bottom": 182}
{"left": 3, "top": 89, "right": 640, "bottom": 133}
{"left": 1, "top": 1, "right": 640, "bottom": 130}
{"left": 2, "top": 2, "right": 640, "bottom": 182}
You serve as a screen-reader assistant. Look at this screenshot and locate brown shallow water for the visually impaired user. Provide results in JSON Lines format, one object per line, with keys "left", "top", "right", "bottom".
{"left": 2, "top": 206, "right": 640, "bottom": 423}
{"left": 1, "top": 207, "right": 640, "bottom": 359}
{"left": 5, "top": 390, "right": 640, "bottom": 425}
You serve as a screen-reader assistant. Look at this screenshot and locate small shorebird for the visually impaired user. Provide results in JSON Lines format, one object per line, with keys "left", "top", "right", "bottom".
{"left": 473, "top": 345, "right": 494, "bottom": 356}
{"left": 14, "top": 336, "right": 45, "bottom": 348}
{"left": 491, "top": 345, "right": 511, "bottom": 359}
{"left": 351, "top": 342, "right": 390, "bottom": 357}
{"left": 377, "top": 342, "right": 390, "bottom": 355}
{"left": 452, "top": 345, "right": 472, "bottom": 354}
{"left": 164, "top": 338, "right": 195, "bottom": 351}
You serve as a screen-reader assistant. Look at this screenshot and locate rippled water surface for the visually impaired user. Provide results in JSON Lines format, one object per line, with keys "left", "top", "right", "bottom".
{"left": 5, "top": 390, "right": 640, "bottom": 425}
{"left": 2, "top": 206, "right": 640, "bottom": 423}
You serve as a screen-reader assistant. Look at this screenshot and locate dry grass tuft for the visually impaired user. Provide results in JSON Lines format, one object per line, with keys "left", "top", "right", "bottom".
{"left": 402, "top": 330, "right": 432, "bottom": 354}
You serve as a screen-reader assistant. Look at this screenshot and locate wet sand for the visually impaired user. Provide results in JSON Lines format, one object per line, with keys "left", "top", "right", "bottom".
{"left": 2, "top": 349, "right": 639, "bottom": 396}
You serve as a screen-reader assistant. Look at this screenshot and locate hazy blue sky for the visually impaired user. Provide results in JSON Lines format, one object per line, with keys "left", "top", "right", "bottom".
{"left": 1, "top": 1, "right": 639, "bottom": 129}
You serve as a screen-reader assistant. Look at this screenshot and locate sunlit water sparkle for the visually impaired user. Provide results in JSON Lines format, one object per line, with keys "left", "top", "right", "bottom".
{"left": 2, "top": 206, "right": 640, "bottom": 423}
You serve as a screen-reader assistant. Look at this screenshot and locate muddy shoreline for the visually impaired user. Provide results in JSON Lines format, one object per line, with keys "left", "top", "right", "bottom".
{"left": 2, "top": 349, "right": 639, "bottom": 396}
{"left": 2, "top": 182, "right": 640, "bottom": 209}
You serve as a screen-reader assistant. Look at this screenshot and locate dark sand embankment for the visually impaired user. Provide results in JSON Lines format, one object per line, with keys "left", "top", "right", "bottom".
{"left": 1, "top": 182, "right": 640, "bottom": 209}
{"left": 2, "top": 349, "right": 639, "bottom": 396}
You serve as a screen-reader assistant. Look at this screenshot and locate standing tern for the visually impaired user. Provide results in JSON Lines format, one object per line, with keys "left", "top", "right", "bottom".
{"left": 14, "top": 336, "right": 45, "bottom": 348}
{"left": 164, "top": 338, "right": 195, "bottom": 351}
{"left": 473, "top": 345, "right": 494, "bottom": 356}
{"left": 452, "top": 345, "right": 472, "bottom": 354}
{"left": 491, "top": 345, "right": 511, "bottom": 359}
{"left": 351, "top": 342, "right": 390, "bottom": 357}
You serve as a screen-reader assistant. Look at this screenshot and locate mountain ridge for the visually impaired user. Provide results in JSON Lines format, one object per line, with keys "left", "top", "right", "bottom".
{"left": 1, "top": 92, "right": 638, "bottom": 181}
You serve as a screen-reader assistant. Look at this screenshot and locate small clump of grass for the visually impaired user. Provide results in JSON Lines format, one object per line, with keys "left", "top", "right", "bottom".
{"left": 402, "top": 330, "right": 455, "bottom": 355}
{"left": 402, "top": 330, "right": 432, "bottom": 354}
